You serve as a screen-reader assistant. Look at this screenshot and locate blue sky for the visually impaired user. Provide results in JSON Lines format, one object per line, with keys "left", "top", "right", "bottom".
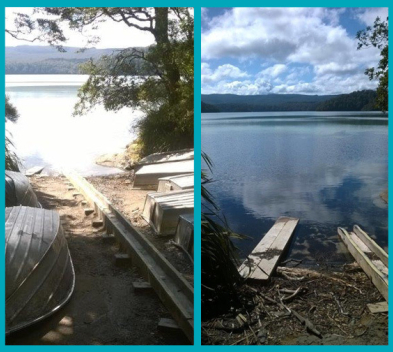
{"left": 201, "top": 7, "right": 388, "bottom": 95}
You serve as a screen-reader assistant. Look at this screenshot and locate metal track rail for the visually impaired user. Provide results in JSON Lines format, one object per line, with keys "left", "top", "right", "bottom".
{"left": 65, "top": 172, "right": 194, "bottom": 342}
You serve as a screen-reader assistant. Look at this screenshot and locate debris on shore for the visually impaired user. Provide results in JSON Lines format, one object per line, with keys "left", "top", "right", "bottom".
{"left": 202, "top": 265, "right": 388, "bottom": 345}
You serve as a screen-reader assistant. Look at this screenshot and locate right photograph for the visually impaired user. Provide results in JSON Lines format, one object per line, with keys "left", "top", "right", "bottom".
{"left": 201, "top": 7, "right": 388, "bottom": 345}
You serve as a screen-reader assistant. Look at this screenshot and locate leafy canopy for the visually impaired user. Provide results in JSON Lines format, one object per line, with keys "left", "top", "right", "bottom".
{"left": 7, "top": 7, "right": 194, "bottom": 156}
{"left": 357, "top": 16, "right": 388, "bottom": 112}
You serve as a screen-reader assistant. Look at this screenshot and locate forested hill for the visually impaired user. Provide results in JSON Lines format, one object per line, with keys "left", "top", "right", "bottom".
{"left": 315, "top": 90, "right": 377, "bottom": 111}
{"left": 201, "top": 101, "right": 220, "bottom": 113}
{"left": 5, "top": 45, "right": 147, "bottom": 74}
{"left": 201, "top": 90, "right": 378, "bottom": 112}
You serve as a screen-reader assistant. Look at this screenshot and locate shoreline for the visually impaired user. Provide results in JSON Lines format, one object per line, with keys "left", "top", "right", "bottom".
{"left": 202, "top": 264, "right": 388, "bottom": 345}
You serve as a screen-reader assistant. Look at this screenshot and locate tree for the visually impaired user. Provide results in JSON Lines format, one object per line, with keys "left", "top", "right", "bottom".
{"left": 5, "top": 96, "right": 20, "bottom": 171}
{"left": 7, "top": 7, "right": 194, "bottom": 156}
{"left": 357, "top": 16, "right": 388, "bottom": 112}
{"left": 5, "top": 95, "right": 19, "bottom": 122}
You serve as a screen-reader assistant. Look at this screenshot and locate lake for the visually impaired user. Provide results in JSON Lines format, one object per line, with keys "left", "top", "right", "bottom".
{"left": 6, "top": 75, "right": 142, "bottom": 175}
{"left": 202, "top": 111, "right": 388, "bottom": 265}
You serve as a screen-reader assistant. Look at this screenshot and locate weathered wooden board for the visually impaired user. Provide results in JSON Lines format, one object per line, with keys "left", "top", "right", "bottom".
{"left": 353, "top": 225, "right": 388, "bottom": 267}
{"left": 338, "top": 227, "right": 388, "bottom": 302}
{"left": 238, "top": 217, "right": 299, "bottom": 280}
{"left": 367, "top": 301, "right": 388, "bottom": 313}
{"left": 66, "top": 172, "right": 194, "bottom": 342}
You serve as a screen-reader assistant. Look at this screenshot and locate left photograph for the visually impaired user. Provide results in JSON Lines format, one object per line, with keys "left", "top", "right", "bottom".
{"left": 5, "top": 7, "right": 194, "bottom": 345}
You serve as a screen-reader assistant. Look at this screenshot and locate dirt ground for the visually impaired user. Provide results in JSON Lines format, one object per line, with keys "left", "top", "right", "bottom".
{"left": 87, "top": 172, "right": 193, "bottom": 284}
{"left": 6, "top": 175, "right": 189, "bottom": 345}
{"left": 202, "top": 265, "right": 388, "bottom": 345}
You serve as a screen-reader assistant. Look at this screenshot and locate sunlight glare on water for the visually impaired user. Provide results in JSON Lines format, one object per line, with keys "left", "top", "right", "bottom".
{"left": 6, "top": 75, "right": 142, "bottom": 175}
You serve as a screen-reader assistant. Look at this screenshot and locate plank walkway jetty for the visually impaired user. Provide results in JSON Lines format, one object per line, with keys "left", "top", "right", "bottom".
{"left": 338, "top": 225, "right": 388, "bottom": 302}
{"left": 238, "top": 217, "right": 299, "bottom": 280}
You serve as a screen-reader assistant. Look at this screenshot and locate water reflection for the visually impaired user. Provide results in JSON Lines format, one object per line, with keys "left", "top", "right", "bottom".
{"left": 202, "top": 112, "right": 388, "bottom": 263}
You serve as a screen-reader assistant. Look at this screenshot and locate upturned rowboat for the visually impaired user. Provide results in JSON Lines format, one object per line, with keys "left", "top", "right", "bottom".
{"left": 5, "top": 171, "right": 40, "bottom": 208}
{"left": 5, "top": 206, "right": 75, "bottom": 334}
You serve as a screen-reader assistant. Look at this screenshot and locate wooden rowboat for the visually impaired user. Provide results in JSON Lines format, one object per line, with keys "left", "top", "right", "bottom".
{"left": 5, "top": 206, "right": 75, "bottom": 334}
{"left": 5, "top": 171, "right": 40, "bottom": 208}
{"left": 337, "top": 225, "right": 388, "bottom": 302}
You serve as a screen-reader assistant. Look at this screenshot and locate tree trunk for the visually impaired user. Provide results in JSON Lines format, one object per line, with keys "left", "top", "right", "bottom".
{"left": 154, "top": 7, "right": 180, "bottom": 105}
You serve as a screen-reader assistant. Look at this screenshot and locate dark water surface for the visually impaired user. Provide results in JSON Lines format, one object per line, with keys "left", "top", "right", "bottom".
{"left": 202, "top": 111, "right": 388, "bottom": 264}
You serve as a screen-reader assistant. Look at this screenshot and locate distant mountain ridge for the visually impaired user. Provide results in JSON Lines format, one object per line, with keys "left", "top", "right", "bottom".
{"left": 5, "top": 45, "right": 145, "bottom": 74}
{"left": 201, "top": 90, "right": 378, "bottom": 112}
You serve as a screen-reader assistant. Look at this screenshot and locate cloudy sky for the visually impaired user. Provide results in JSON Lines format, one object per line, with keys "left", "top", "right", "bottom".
{"left": 201, "top": 7, "right": 388, "bottom": 95}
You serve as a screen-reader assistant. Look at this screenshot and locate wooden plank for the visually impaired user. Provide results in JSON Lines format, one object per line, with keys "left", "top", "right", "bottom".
{"left": 367, "top": 302, "right": 388, "bottom": 314}
{"left": 158, "top": 318, "right": 181, "bottom": 332}
{"left": 337, "top": 228, "right": 388, "bottom": 302}
{"left": 65, "top": 172, "right": 194, "bottom": 342}
{"left": 353, "top": 225, "right": 388, "bottom": 267}
{"left": 84, "top": 208, "right": 95, "bottom": 216}
{"left": 239, "top": 217, "right": 299, "bottom": 280}
{"left": 115, "top": 253, "right": 131, "bottom": 266}
{"left": 132, "top": 281, "right": 152, "bottom": 292}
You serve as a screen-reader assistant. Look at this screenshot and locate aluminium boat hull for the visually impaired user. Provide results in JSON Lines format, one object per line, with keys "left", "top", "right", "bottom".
{"left": 5, "top": 171, "right": 40, "bottom": 208}
{"left": 5, "top": 206, "right": 75, "bottom": 335}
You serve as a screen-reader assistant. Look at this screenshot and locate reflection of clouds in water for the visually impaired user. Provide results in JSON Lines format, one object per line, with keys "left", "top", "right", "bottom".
{"left": 235, "top": 160, "right": 385, "bottom": 227}
{"left": 203, "top": 116, "right": 388, "bottom": 259}
{"left": 6, "top": 85, "right": 141, "bottom": 174}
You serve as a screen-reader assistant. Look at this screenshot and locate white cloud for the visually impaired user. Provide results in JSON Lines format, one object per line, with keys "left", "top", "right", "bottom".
{"left": 314, "top": 62, "right": 359, "bottom": 76}
{"left": 259, "top": 64, "right": 287, "bottom": 78}
{"left": 202, "top": 78, "right": 273, "bottom": 95}
{"left": 356, "top": 8, "right": 388, "bottom": 26}
{"left": 201, "top": 63, "right": 249, "bottom": 84}
{"left": 201, "top": 7, "right": 385, "bottom": 95}
{"left": 201, "top": 7, "right": 381, "bottom": 69}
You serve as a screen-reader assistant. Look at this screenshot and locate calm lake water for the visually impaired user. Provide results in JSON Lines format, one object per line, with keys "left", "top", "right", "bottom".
{"left": 202, "top": 111, "right": 388, "bottom": 264}
{"left": 6, "top": 75, "right": 141, "bottom": 175}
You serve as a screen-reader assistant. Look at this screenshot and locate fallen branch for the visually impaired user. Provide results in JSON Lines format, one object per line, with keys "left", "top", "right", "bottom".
{"left": 331, "top": 293, "right": 350, "bottom": 316}
{"left": 280, "top": 271, "right": 305, "bottom": 281}
{"left": 260, "top": 291, "right": 322, "bottom": 338}
{"left": 281, "top": 286, "right": 305, "bottom": 302}
{"left": 290, "top": 308, "right": 322, "bottom": 338}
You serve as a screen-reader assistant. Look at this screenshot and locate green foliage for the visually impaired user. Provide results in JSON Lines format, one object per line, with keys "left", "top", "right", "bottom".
{"left": 201, "top": 101, "right": 220, "bottom": 113}
{"left": 5, "top": 135, "right": 20, "bottom": 172}
{"left": 5, "top": 96, "right": 20, "bottom": 171}
{"left": 5, "top": 95, "right": 19, "bottom": 122}
{"left": 357, "top": 16, "right": 388, "bottom": 112}
{"left": 316, "top": 90, "right": 377, "bottom": 111}
{"left": 201, "top": 152, "right": 243, "bottom": 317}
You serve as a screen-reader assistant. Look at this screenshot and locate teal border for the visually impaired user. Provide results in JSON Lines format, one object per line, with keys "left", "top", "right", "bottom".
{"left": 1, "top": 2, "right": 392, "bottom": 348}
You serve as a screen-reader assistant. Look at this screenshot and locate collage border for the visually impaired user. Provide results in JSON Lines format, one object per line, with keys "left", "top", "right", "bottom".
{"left": 1, "top": 2, "right": 392, "bottom": 348}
